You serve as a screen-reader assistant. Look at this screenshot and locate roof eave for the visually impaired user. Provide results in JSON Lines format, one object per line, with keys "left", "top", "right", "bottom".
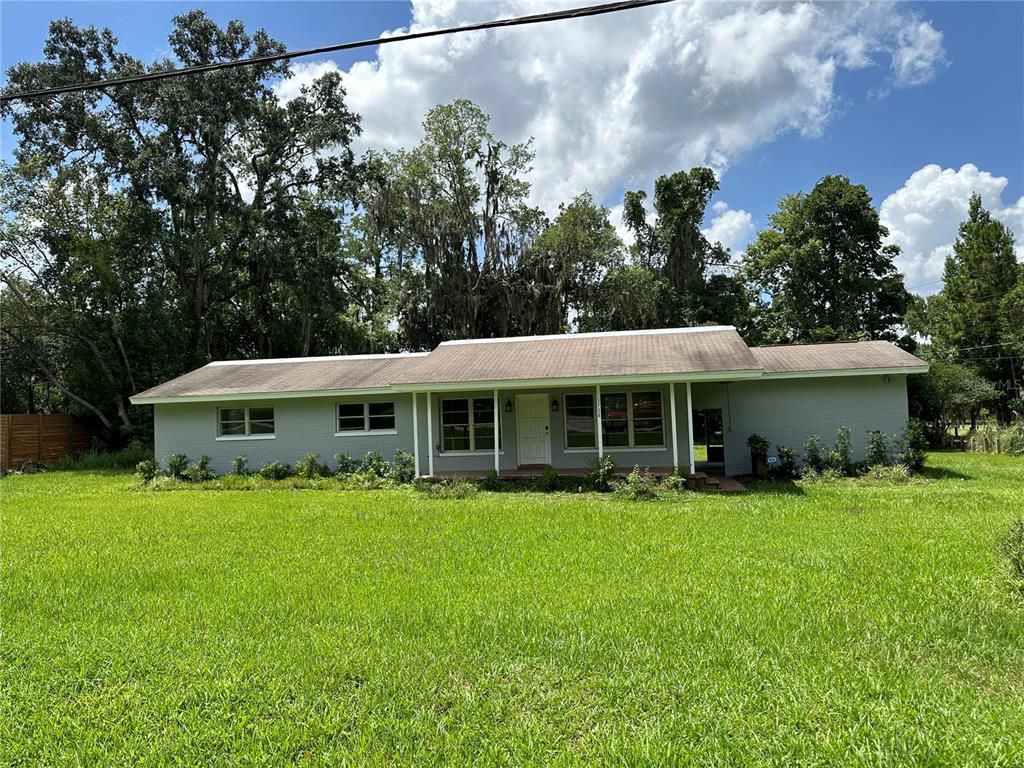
{"left": 129, "top": 385, "right": 396, "bottom": 405}
{"left": 758, "top": 365, "right": 929, "bottom": 380}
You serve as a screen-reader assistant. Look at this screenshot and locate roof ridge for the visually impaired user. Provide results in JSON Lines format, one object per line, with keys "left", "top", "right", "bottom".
{"left": 440, "top": 325, "right": 736, "bottom": 346}
{"left": 207, "top": 352, "right": 430, "bottom": 367}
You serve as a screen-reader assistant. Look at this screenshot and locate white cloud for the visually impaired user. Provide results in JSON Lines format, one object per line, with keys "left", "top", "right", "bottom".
{"left": 879, "top": 164, "right": 1024, "bottom": 293}
{"left": 281, "top": 0, "right": 946, "bottom": 215}
{"left": 702, "top": 201, "right": 755, "bottom": 256}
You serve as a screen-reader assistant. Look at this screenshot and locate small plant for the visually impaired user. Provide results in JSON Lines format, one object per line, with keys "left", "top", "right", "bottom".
{"left": 480, "top": 469, "right": 501, "bottom": 491}
{"left": 389, "top": 450, "right": 416, "bottom": 484}
{"left": 424, "top": 478, "right": 478, "bottom": 499}
{"left": 165, "top": 453, "right": 189, "bottom": 480}
{"left": 258, "top": 461, "right": 292, "bottom": 481}
{"left": 832, "top": 426, "right": 852, "bottom": 475}
{"left": 135, "top": 459, "right": 159, "bottom": 483}
{"left": 747, "top": 434, "right": 771, "bottom": 477}
{"left": 343, "top": 471, "right": 396, "bottom": 490}
{"left": 333, "top": 453, "right": 360, "bottom": 475}
{"left": 1000, "top": 518, "right": 1024, "bottom": 596}
{"left": 184, "top": 454, "right": 216, "bottom": 482}
{"left": 801, "top": 466, "right": 843, "bottom": 483}
{"left": 621, "top": 466, "right": 659, "bottom": 500}
{"left": 659, "top": 473, "right": 690, "bottom": 493}
{"left": 586, "top": 454, "right": 617, "bottom": 491}
{"left": 358, "top": 451, "right": 390, "bottom": 478}
{"left": 774, "top": 445, "right": 797, "bottom": 479}
{"left": 895, "top": 418, "right": 927, "bottom": 471}
{"left": 231, "top": 455, "right": 250, "bottom": 476}
{"left": 866, "top": 463, "right": 912, "bottom": 483}
{"left": 535, "top": 465, "right": 560, "bottom": 492}
{"left": 295, "top": 452, "right": 329, "bottom": 479}
{"left": 866, "top": 431, "right": 889, "bottom": 467}
{"left": 802, "top": 435, "right": 826, "bottom": 472}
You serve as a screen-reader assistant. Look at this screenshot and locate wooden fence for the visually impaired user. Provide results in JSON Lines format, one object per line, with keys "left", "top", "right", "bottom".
{"left": 0, "top": 414, "right": 91, "bottom": 469}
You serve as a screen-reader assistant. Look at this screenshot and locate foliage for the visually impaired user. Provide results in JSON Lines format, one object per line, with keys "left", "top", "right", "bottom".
{"left": 746, "top": 434, "right": 771, "bottom": 457}
{"left": 231, "top": 456, "right": 250, "bottom": 476}
{"left": 909, "top": 358, "right": 999, "bottom": 438}
{"left": 970, "top": 421, "right": 1024, "bottom": 457}
{"left": 832, "top": 426, "right": 853, "bottom": 475}
{"left": 357, "top": 451, "right": 390, "bottom": 478}
{"left": 620, "top": 466, "right": 660, "bottom": 500}
{"left": 1000, "top": 518, "right": 1024, "bottom": 596}
{"left": 257, "top": 461, "right": 292, "bottom": 481}
{"left": 865, "top": 463, "right": 913, "bottom": 484}
{"left": 535, "top": 465, "right": 560, "bottom": 493}
{"left": 866, "top": 431, "right": 890, "bottom": 467}
{"left": 165, "top": 454, "right": 189, "bottom": 480}
{"left": 294, "top": 452, "right": 330, "bottom": 480}
{"left": 184, "top": 455, "right": 216, "bottom": 483}
{"left": 800, "top": 466, "right": 844, "bottom": 483}
{"left": 585, "top": 455, "right": 617, "bottom": 492}
{"left": 46, "top": 443, "right": 153, "bottom": 471}
{"left": 389, "top": 450, "right": 417, "bottom": 484}
{"left": 480, "top": 470, "right": 502, "bottom": 492}
{"left": 742, "top": 175, "right": 909, "bottom": 343}
{"left": 333, "top": 453, "right": 360, "bottom": 475}
{"left": 802, "top": 435, "right": 826, "bottom": 473}
{"left": 895, "top": 419, "right": 928, "bottom": 471}
{"left": 422, "top": 478, "right": 479, "bottom": 499}
{"left": 774, "top": 445, "right": 798, "bottom": 480}
{"left": 135, "top": 460, "right": 159, "bottom": 483}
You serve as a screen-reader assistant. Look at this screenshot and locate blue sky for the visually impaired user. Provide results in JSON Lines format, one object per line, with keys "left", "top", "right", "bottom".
{"left": 2, "top": 1, "right": 1022, "bottom": 292}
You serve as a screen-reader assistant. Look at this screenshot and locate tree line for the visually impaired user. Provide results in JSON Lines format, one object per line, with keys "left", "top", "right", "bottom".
{"left": 1, "top": 13, "right": 1020, "bottom": 442}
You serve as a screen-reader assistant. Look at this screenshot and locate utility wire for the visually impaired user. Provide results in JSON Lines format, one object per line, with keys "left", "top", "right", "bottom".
{"left": 0, "top": 0, "right": 674, "bottom": 104}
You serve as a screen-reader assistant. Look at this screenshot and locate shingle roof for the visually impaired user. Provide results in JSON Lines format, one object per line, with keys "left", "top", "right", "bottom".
{"left": 752, "top": 341, "right": 929, "bottom": 374}
{"left": 130, "top": 329, "right": 929, "bottom": 402}
{"left": 389, "top": 326, "right": 758, "bottom": 385}
{"left": 131, "top": 354, "right": 429, "bottom": 400}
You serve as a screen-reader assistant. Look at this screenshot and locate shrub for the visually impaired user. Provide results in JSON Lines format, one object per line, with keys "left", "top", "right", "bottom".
{"left": 480, "top": 469, "right": 501, "bottom": 491}
{"left": 184, "top": 455, "right": 216, "bottom": 482}
{"left": 801, "top": 466, "right": 843, "bottom": 483}
{"left": 135, "top": 459, "right": 159, "bottom": 483}
{"left": 333, "top": 453, "right": 360, "bottom": 475}
{"left": 1000, "top": 518, "right": 1024, "bottom": 596}
{"left": 390, "top": 450, "right": 416, "bottom": 484}
{"left": 866, "top": 431, "right": 889, "bottom": 466}
{"left": 423, "top": 478, "right": 478, "bottom": 499}
{"left": 586, "top": 454, "right": 617, "bottom": 492}
{"left": 535, "top": 465, "right": 560, "bottom": 492}
{"left": 49, "top": 442, "right": 153, "bottom": 471}
{"left": 774, "top": 445, "right": 798, "bottom": 479}
{"left": 659, "top": 473, "right": 690, "bottom": 493}
{"left": 165, "top": 453, "right": 189, "bottom": 480}
{"left": 866, "top": 463, "right": 912, "bottom": 483}
{"left": 358, "top": 451, "right": 390, "bottom": 478}
{"left": 295, "top": 452, "right": 329, "bottom": 479}
{"left": 832, "top": 426, "right": 852, "bottom": 475}
{"left": 896, "top": 418, "right": 927, "bottom": 471}
{"left": 343, "top": 471, "right": 396, "bottom": 490}
{"left": 802, "top": 435, "right": 825, "bottom": 472}
{"left": 747, "top": 434, "right": 771, "bottom": 457}
{"left": 619, "top": 466, "right": 659, "bottom": 500}
{"left": 258, "top": 461, "right": 292, "bottom": 481}
{"left": 231, "top": 455, "right": 250, "bottom": 476}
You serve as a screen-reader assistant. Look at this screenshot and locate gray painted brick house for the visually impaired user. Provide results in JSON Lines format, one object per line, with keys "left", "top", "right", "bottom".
{"left": 131, "top": 326, "right": 929, "bottom": 477}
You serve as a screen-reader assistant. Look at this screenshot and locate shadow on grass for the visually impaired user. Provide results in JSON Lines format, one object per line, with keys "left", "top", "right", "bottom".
{"left": 918, "top": 464, "right": 973, "bottom": 481}
{"left": 735, "top": 478, "right": 807, "bottom": 496}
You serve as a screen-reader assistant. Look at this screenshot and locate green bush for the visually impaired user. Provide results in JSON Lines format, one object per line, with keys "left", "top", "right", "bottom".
{"left": 258, "top": 461, "right": 292, "bottom": 481}
{"left": 774, "top": 445, "right": 797, "bottom": 479}
{"left": 342, "top": 471, "right": 396, "bottom": 490}
{"left": 390, "top": 450, "right": 416, "bottom": 484}
{"left": 295, "top": 452, "right": 329, "bottom": 479}
{"left": 135, "top": 459, "right": 159, "bottom": 483}
{"left": 866, "top": 463, "right": 912, "bottom": 483}
{"left": 184, "top": 455, "right": 216, "bottom": 482}
{"left": 586, "top": 454, "right": 617, "bottom": 491}
{"left": 49, "top": 442, "right": 154, "bottom": 471}
{"left": 423, "top": 478, "right": 478, "bottom": 499}
{"left": 802, "top": 435, "right": 825, "bottom": 472}
{"left": 866, "top": 431, "right": 889, "bottom": 466}
{"left": 231, "top": 456, "right": 249, "bottom": 476}
{"left": 535, "top": 465, "right": 560, "bottom": 492}
{"left": 832, "top": 426, "right": 852, "bottom": 475}
{"left": 165, "top": 453, "right": 189, "bottom": 480}
{"left": 480, "top": 469, "right": 501, "bottom": 491}
{"left": 747, "top": 433, "right": 771, "bottom": 457}
{"left": 358, "top": 451, "right": 390, "bottom": 478}
{"left": 896, "top": 419, "right": 927, "bottom": 471}
{"left": 801, "top": 466, "right": 843, "bottom": 483}
{"left": 620, "top": 466, "right": 659, "bottom": 500}
{"left": 333, "top": 453, "right": 360, "bottom": 475}
{"left": 659, "top": 473, "right": 690, "bottom": 493}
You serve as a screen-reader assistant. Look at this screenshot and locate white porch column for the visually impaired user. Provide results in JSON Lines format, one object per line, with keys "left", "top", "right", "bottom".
{"left": 412, "top": 392, "right": 420, "bottom": 477}
{"left": 670, "top": 382, "right": 679, "bottom": 473}
{"left": 595, "top": 383, "right": 603, "bottom": 459}
{"left": 685, "top": 381, "right": 695, "bottom": 475}
{"left": 492, "top": 388, "right": 500, "bottom": 475}
{"left": 426, "top": 391, "right": 434, "bottom": 477}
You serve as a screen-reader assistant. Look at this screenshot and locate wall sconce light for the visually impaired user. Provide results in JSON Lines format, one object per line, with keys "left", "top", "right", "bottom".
{"left": 551, "top": 398, "right": 559, "bottom": 413}
{"left": 504, "top": 399, "right": 513, "bottom": 413}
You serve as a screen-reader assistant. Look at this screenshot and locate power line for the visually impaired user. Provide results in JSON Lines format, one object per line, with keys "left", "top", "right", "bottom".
{"left": 0, "top": 0, "right": 674, "bottom": 104}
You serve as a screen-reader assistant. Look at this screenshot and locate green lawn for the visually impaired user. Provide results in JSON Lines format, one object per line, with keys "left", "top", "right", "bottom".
{"left": 2, "top": 453, "right": 1023, "bottom": 766}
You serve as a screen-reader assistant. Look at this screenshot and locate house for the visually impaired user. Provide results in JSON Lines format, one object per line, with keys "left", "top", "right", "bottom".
{"left": 130, "top": 326, "right": 929, "bottom": 477}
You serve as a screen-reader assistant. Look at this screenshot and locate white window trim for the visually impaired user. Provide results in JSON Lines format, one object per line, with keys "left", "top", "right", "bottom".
{"left": 439, "top": 397, "right": 502, "bottom": 454}
{"left": 335, "top": 401, "right": 397, "bottom": 435}
{"left": 217, "top": 406, "right": 276, "bottom": 439}
{"left": 561, "top": 390, "right": 667, "bottom": 452}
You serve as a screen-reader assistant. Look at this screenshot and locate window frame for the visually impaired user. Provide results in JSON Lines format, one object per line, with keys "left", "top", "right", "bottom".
{"left": 439, "top": 396, "right": 503, "bottom": 454}
{"left": 561, "top": 389, "right": 667, "bottom": 452}
{"left": 216, "top": 406, "right": 276, "bottom": 441}
{"left": 334, "top": 401, "right": 398, "bottom": 436}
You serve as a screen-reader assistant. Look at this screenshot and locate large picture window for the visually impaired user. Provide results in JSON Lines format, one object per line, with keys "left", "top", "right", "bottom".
{"left": 336, "top": 402, "right": 396, "bottom": 433}
{"left": 218, "top": 406, "right": 275, "bottom": 438}
{"left": 562, "top": 390, "right": 665, "bottom": 450}
{"left": 441, "top": 397, "right": 501, "bottom": 452}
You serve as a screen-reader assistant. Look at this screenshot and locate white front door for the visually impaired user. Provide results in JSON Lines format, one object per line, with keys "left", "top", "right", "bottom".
{"left": 516, "top": 393, "right": 551, "bottom": 465}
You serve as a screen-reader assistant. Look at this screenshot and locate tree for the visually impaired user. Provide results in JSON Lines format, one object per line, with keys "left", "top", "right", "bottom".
{"left": 909, "top": 358, "right": 999, "bottom": 439}
{"left": 926, "top": 194, "right": 1021, "bottom": 414}
{"left": 742, "top": 175, "right": 909, "bottom": 342}
{"left": 581, "top": 266, "right": 674, "bottom": 332}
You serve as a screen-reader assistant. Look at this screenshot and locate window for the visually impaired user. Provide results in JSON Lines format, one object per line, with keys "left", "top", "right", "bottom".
{"left": 218, "top": 406, "right": 275, "bottom": 438}
{"left": 441, "top": 397, "right": 501, "bottom": 452}
{"left": 565, "top": 394, "right": 597, "bottom": 448}
{"left": 336, "top": 402, "right": 396, "bottom": 433}
{"left": 562, "top": 390, "right": 665, "bottom": 450}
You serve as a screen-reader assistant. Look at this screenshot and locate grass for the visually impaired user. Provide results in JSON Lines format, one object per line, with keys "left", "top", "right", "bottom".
{"left": 2, "top": 452, "right": 1023, "bottom": 766}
